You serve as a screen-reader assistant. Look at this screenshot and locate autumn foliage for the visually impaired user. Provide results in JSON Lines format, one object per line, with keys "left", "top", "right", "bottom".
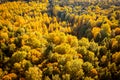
{"left": 0, "top": 0, "right": 120, "bottom": 80}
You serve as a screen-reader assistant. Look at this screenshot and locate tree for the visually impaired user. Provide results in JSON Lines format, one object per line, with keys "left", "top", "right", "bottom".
{"left": 84, "top": 77, "right": 94, "bottom": 80}
{"left": 8, "top": 43, "right": 16, "bottom": 53}
{"left": 115, "top": 28, "right": 120, "bottom": 35}
{"left": 14, "top": 59, "right": 33, "bottom": 72}
{"left": 27, "top": 49, "right": 42, "bottom": 63}
{"left": 99, "top": 68, "right": 112, "bottom": 80}
{"left": 112, "top": 52, "right": 120, "bottom": 64}
{"left": 52, "top": 74, "right": 61, "bottom": 80}
{"left": 54, "top": 43, "right": 70, "bottom": 54}
{"left": 111, "top": 38, "right": 118, "bottom": 52}
{"left": 44, "top": 76, "right": 51, "bottom": 80}
{"left": 82, "top": 62, "right": 93, "bottom": 74}
{"left": 84, "top": 51, "right": 95, "bottom": 62}
{"left": 78, "top": 37, "right": 90, "bottom": 49}
{"left": 2, "top": 73, "right": 17, "bottom": 80}
{"left": 89, "top": 41, "right": 98, "bottom": 53}
{"left": 92, "top": 27, "right": 101, "bottom": 39}
{"left": 67, "top": 35, "right": 78, "bottom": 47}
{"left": 108, "top": 63, "right": 117, "bottom": 74}
{"left": 48, "top": 52, "right": 61, "bottom": 62}
{"left": 100, "top": 23, "right": 111, "bottom": 39}
{"left": 62, "top": 74, "right": 70, "bottom": 80}
{"left": 11, "top": 51, "right": 27, "bottom": 63}
{"left": 25, "top": 66, "right": 42, "bottom": 80}
{"left": 90, "top": 68, "right": 98, "bottom": 77}
{"left": 26, "top": 36, "right": 46, "bottom": 48}
{"left": 76, "top": 46, "right": 87, "bottom": 56}
{"left": 19, "top": 45, "right": 31, "bottom": 52}
{"left": 41, "top": 0, "right": 48, "bottom": 3}
{"left": 47, "top": 31, "right": 67, "bottom": 44}
{"left": 76, "top": 69, "right": 84, "bottom": 80}
{"left": 65, "top": 59, "right": 83, "bottom": 79}
{"left": 0, "top": 68, "right": 4, "bottom": 79}
{"left": 0, "top": 32, "right": 9, "bottom": 41}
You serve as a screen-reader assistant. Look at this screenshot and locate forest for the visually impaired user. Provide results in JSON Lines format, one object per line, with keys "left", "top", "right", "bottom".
{"left": 0, "top": 0, "right": 120, "bottom": 80}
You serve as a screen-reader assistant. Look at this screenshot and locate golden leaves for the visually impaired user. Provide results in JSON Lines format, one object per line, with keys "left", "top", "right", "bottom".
{"left": 92, "top": 27, "right": 101, "bottom": 38}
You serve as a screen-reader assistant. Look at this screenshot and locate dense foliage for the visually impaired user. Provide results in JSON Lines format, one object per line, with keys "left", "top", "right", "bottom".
{"left": 0, "top": 0, "right": 120, "bottom": 80}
